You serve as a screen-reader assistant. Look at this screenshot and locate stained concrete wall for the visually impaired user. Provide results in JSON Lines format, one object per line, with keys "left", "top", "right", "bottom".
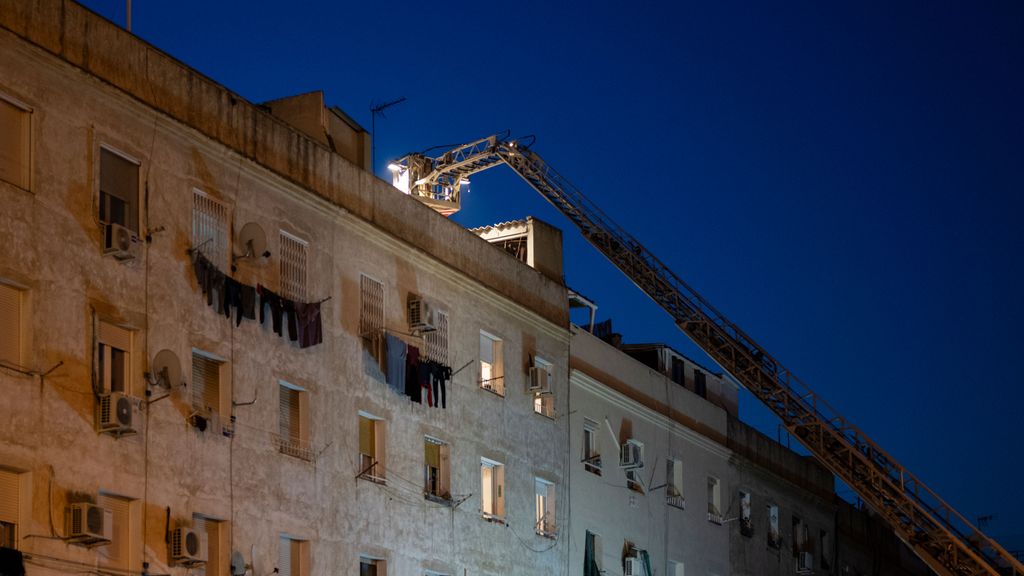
{"left": 0, "top": 9, "right": 569, "bottom": 576}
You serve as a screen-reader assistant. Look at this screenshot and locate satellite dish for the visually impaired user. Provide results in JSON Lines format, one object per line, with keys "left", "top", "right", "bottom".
{"left": 237, "top": 222, "right": 268, "bottom": 259}
{"left": 230, "top": 550, "right": 247, "bottom": 576}
{"left": 151, "top": 349, "right": 182, "bottom": 389}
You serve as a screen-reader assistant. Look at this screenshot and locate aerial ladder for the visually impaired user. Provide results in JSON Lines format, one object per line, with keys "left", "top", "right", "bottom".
{"left": 389, "top": 134, "right": 1024, "bottom": 576}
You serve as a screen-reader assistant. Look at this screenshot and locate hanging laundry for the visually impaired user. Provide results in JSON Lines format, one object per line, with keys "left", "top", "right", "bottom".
{"left": 257, "top": 284, "right": 285, "bottom": 336}
{"left": 385, "top": 333, "right": 407, "bottom": 395}
{"left": 405, "top": 346, "right": 422, "bottom": 403}
{"left": 239, "top": 283, "right": 257, "bottom": 321}
{"left": 283, "top": 298, "right": 299, "bottom": 342}
{"left": 294, "top": 301, "right": 323, "bottom": 348}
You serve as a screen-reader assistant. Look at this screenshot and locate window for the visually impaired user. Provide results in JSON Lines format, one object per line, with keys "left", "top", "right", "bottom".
{"left": 99, "top": 321, "right": 133, "bottom": 394}
{"left": 279, "top": 231, "right": 308, "bottom": 302}
{"left": 670, "top": 356, "right": 685, "bottom": 386}
{"left": 534, "top": 478, "right": 556, "bottom": 537}
{"left": 668, "top": 560, "right": 685, "bottom": 576}
{"left": 582, "top": 419, "right": 601, "bottom": 474}
{"left": 694, "top": 369, "right": 707, "bottom": 398}
{"left": 424, "top": 310, "right": 449, "bottom": 365}
{"left": 584, "top": 531, "right": 601, "bottom": 576}
{"left": 193, "top": 515, "right": 227, "bottom": 576}
{"left": 793, "top": 515, "right": 811, "bottom": 566}
{"left": 359, "top": 557, "right": 385, "bottom": 576}
{"left": 706, "top": 476, "right": 722, "bottom": 523}
{"left": 278, "top": 382, "right": 311, "bottom": 460}
{"left": 359, "top": 274, "right": 384, "bottom": 337}
{"left": 99, "top": 147, "right": 139, "bottom": 232}
{"left": 479, "top": 331, "right": 503, "bottom": 395}
{"left": 0, "top": 94, "right": 30, "bottom": 190}
{"left": 192, "top": 350, "right": 229, "bottom": 415}
{"left": 480, "top": 459, "right": 505, "bottom": 519}
{"left": 626, "top": 468, "right": 643, "bottom": 493}
{"left": 767, "top": 504, "right": 781, "bottom": 548}
{"left": 191, "top": 190, "right": 230, "bottom": 269}
{"left": 820, "top": 529, "right": 831, "bottom": 570}
{"left": 532, "top": 356, "right": 554, "bottom": 418}
{"left": 741, "top": 487, "right": 757, "bottom": 532}
{"left": 0, "top": 283, "right": 23, "bottom": 368}
{"left": 0, "top": 469, "right": 22, "bottom": 549}
{"left": 358, "top": 413, "right": 385, "bottom": 482}
{"left": 97, "top": 493, "right": 135, "bottom": 570}
{"left": 424, "top": 437, "right": 450, "bottom": 502}
{"left": 278, "top": 536, "right": 308, "bottom": 576}
{"left": 666, "top": 458, "right": 684, "bottom": 508}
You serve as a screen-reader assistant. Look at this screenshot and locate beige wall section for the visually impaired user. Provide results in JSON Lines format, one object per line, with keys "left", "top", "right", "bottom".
{"left": 0, "top": 14, "right": 568, "bottom": 576}
{"left": 0, "top": 0, "right": 566, "bottom": 328}
{"left": 264, "top": 91, "right": 371, "bottom": 173}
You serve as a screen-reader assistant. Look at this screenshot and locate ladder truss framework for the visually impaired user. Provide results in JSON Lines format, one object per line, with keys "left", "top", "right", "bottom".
{"left": 390, "top": 135, "right": 1023, "bottom": 576}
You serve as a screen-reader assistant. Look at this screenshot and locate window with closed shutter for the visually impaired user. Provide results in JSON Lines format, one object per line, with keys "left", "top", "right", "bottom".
{"left": 0, "top": 95, "right": 30, "bottom": 190}
{"left": 279, "top": 232, "right": 308, "bottom": 302}
{"left": 99, "top": 322, "right": 133, "bottom": 394}
{"left": 192, "top": 351, "right": 223, "bottom": 413}
{"left": 359, "top": 275, "right": 384, "bottom": 337}
{"left": 279, "top": 536, "right": 307, "bottom": 576}
{"left": 193, "top": 515, "right": 225, "bottom": 576}
{"left": 0, "top": 470, "right": 19, "bottom": 549}
{"left": 192, "top": 191, "right": 230, "bottom": 269}
{"left": 0, "top": 283, "right": 22, "bottom": 367}
{"left": 99, "top": 147, "right": 139, "bottom": 232}
{"left": 98, "top": 493, "right": 132, "bottom": 569}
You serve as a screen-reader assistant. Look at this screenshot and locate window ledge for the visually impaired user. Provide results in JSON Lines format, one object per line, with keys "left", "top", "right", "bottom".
{"left": 479, "top": 383, "right": 506, "bottom": 397}
{"left": 707, "top": 512, "right": 724, "bottom": 525}
{"left": 359, "top": 475, "right": 387, "bottom": 485}
{"left": 481, "top": 513, "right": 506, "bottom": 525}
{"left": 425, "top": 493, "right": 453, "bottom": 506}
{"left": 533, "top": 410, "right": 556, "bottom": 420}
{"left": 666, "top": 495, "right": 685, "bottom": 510}
{"left": 584, "top": 464, "right": 602, "bottom": 476}
{"left": 535, "top": 530, "right": 558, "bottom": 540}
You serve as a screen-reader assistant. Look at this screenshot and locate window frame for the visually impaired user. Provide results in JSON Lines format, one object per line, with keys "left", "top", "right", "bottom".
{"left": 359, "top": 274, "right": 385, "bottom": 338}
{"left": 277, "top": 381, "right": 311, "bottom": 461}
{"left": 531, "top": 356, "right": 554, "bottom": 418}
{"left": 0, "top": 92, "right": 32, "bottom": 191}
{"left": 278, "top": 231, "right": 308, "bottom": 302}
{"left": 0, "top": 282, "right": 24, "bottom": 368}
{"left": 582, "top": 419, "right": 601, "bottom": 475}
{"left": 479, "top": 458, "right": 506, "bottom": 520}
{"left": 97, "top": 492, "right": 137, "bottom": 571}
{"left": 767, "top": 503, "right": 781, "bottom": 548}
{"left": 424, "top": 310, "right": 449, "bottom": 365}
{"left": 359, "top": 556, "right": 386, "bottom": 576}
{"left": 666, "top": 458, "right": 684, "bottom": 508}
{"left": 278, "top": 535, "right": 309, "bottom": 576}
{"left": 706, "top": 475, "right": 722, "bottom": 523}
{"left": 534, "top": 477, "right": 556, "bottom": 538}
{"left": 98, "top": 321, "right": 134, "bottom": 395}
{"left": 98, "top": 145, "right": 141, "bottom": 233}
{"left": 191, "top": 349, "right": 230, "bottom": 416}
{"left": 358, "top": 412, "right": 386, "bottom": 483}
{"left": 478, "top": 330, "right": 504, "bottom": 396}
{"left": 423, "top": 436, "right": 451, "bottom": 503}
{"left": 191, "top": 189, "right": 231, "bottom": 270}
{"left": 192, "top": 514, "right": 228, "bottom": 576}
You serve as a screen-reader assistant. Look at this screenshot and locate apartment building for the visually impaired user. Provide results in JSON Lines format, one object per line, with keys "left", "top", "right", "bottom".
{"left": 0, "top": 3, "right": 569, "bottom": 576}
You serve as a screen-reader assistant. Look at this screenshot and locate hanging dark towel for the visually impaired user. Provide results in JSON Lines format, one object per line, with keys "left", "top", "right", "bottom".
{"left": 419, "top": 358, "right": 433, "bottom": 407}
{"left": 0, "top": 547, "right": 25, "bottom": 576}
{"left": 208, "top": 267, "right": 225, "bottom": 314}
{"left": 239, "top": 283, "right": 257, "bottom": 320}
{"left": 385, "top": 333, "right": 407, "bottom": 394}
{"left": 258, "top": 285, "right": 285, "bottom": 336}
{"left": 295, "top": 301, "right": 323, "bottom": 348}
{"left": 405, "top": 346, "right": 422, "bottom": 403}
{"left": 192, "top": 253, "right": 209, "bottom": 291}
{"left": 428, "top": 362, "right": 441, "bottom": 409}
{"left": 439, "top": 364, "right": 450, "bottom": 409}
{"left": 283, "top": 299, "right": 299, "bottom": 342}
{"left": 224, "top": 277, "right": 240, "bottom": 323}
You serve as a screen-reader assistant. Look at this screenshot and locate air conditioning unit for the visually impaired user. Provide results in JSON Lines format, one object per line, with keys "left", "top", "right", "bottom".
{"left": 170, "top": 526, "right": 207, "bottom": 566}
{"left": 65, "top": 503, "right": 112, "bottom": 546}
{"left": 619, "top": 440, "right": 644, "bottom": 469}
{"left": 104, "top": 222, "right": 141, "bottom": 261}
{"left": 407, "top": 298, "right": 437, "bottom": 332}
{"left": 528, "top": 366, "right": 551, "bottom": 394}
{"left": 624, "top": 556, "right": 642, "bottom": 576}
{"left": 96, "top": 392, "right": 136, "bottom": 436}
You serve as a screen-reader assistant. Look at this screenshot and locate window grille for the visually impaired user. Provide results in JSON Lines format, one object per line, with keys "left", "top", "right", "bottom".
{"left": 191, "top": 190, "right": 230, "bottom": 268}
{"left": 425, "top": 311, "right": 449, "bottom": 364}
{"left": 359, "top": 275, "right": 384, "bottom": 337}
{"left": 192, "top": 352, "right": 222, "bottom": 413}
{"left": 279, "top": 232, "right": 308, "bottom": 302}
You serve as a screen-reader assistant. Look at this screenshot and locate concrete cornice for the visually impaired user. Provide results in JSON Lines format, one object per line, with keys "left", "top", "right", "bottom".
{"left": 571, "top": 369, "right": 732, "bottom": 459}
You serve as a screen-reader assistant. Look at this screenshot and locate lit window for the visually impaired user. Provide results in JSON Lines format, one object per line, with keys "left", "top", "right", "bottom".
{"left": 0, "top": 469, "right": 22, "bottom": 549}
{"left": 534, "top": 478, "right": 556, "bottom": 537}
{"left": 359, "top": 557, "right": 385, "bottom": 576}
{"left": 278, "top": 535, "right": 308, "bottom": 576}
{"left": 479, "top": 331, "right": 503, "bottom": 395}
{"left": 480, "top": 459, "right": 505, "bottom": 519}
{"left": 582, "top": 419, "right": 601, "bottom": 474}
{"left": 668, "top": 560, "right": 684, "bottom": 576}
{"left": 97, "top": 493, "right": 135, "bottom": 570}
{"left": 278, "top": 382, "right": 311, "bottom": 460}
{"left": 192, "top": 350, "right": 229, "bottom": 415}
{"left": 359, "top": 274, "right": 384, "bottom": 337}
{"left": 358, "top": 413, "right": 385, "bottom": 482}
{"left": 531, "top": 356, "right": 554, "bottom": 418}
{"left": 99, "top": 147, "right": 140, "bottom": 232}
{"left": 0, "top": 283, "right": 24, "bottom": 368}
{"left": 424, "top": 437, "right": 450, "bottom": 502}
{"left": 279, "top": 231, "right": 308, "bottom": 302}
{"left": 424, "top": 310, "right": 449, "bottom": 365}
{"left": 191, "top": 190, "right": 230, "bottom": 269}
{"left": 706, "top": 476, "right": 722, "bottom": 523}
{"left": 193, "top": 515, "right": 227, "bottom": 576}
{"left": 666, "top": 458, "right": 684, "bottom": 508}
{"left": 584, "top": 531, "right": 602, "bottom": 575}
{"left": 739, "top": 491, "right": 753, "bottom": 536}
{"left": 767, "top": 504, "right": 781, "bottom": 548}
{"left": 99, "top": 322, "right": 133, "bottom": 394}
{"left": 0, "top": 94, "right": 30, "bottom": 190}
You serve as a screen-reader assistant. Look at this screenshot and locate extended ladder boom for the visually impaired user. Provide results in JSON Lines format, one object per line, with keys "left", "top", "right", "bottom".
{"left": 391, "top": 135, "right": 1023, "bottom": 576}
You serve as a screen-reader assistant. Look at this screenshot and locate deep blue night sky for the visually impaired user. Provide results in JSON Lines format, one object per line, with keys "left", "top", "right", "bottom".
{"left": 78, "top": 0, "right": 1024, "bottom": 552}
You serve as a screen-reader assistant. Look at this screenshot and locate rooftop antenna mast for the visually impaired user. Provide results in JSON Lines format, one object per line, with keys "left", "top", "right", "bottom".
{"left": 370, "top": 97, "right": 406, "bottom": 176}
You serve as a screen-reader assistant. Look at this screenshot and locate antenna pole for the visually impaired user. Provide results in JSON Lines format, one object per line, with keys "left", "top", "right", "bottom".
{"left": 370, "top": 97, "right": 406, "bottom": 175}
{"left": 126, "top": 0, "right": 131, "bottom": 31}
